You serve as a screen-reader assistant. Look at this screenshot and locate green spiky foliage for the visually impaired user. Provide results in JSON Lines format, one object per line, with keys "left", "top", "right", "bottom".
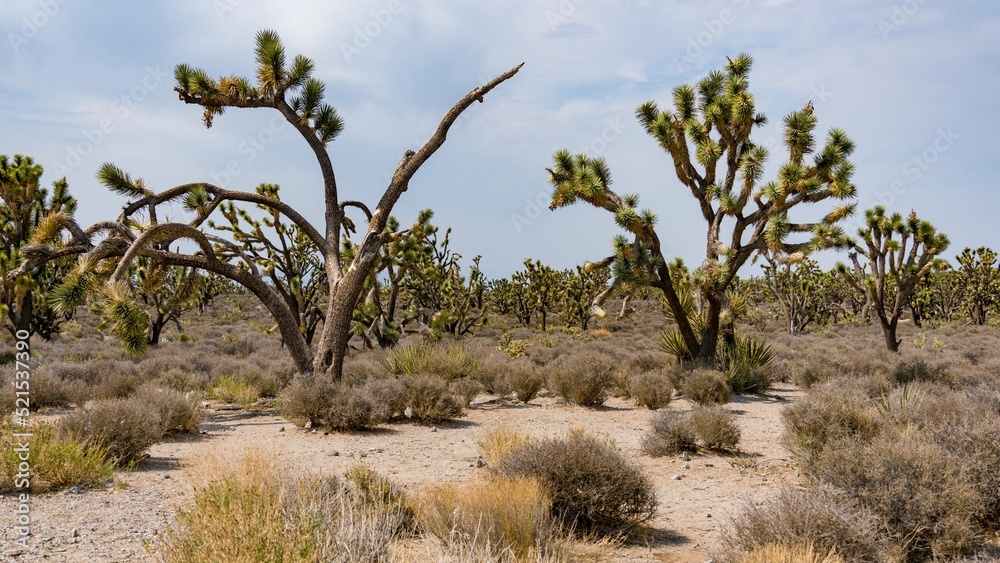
{"left": 954, "top": 247, "right": 999, "bottom": 325}
{"left": 129, "top": 257, "right": 202, "bottom": 345}
{"left": 837, "top": 206, "right": 949, "bottom": 351}
{"left": 561, "top": 264, "right": 610, "bottom": 331}
{"left": 522, "top": 259, "right": 561, "bottom": 331}
{"left": 392, "top": 215, "right": 488, "bottom": 337}
{"left": 101, "top": 282, "right": 149, "bottom": 356}
{"left": 0, "top": 154, "right": 81, "bottom": 341}
{"left": 10, "top": 30, "right": 520, "bottom": 380}
{"left": 346, "top": 210, "right": 440, "bottom": 349}
{"left": 547, "top": 54, "right": 856, "bottom": 365}
{"left": 761, "top": 253, "right": 847, "bottom": 333}
{"left": 484, "top": 277, "right": 526, "bottom": 320}
{"left": 209, "top": 183, "right": 327, "bottom": 344}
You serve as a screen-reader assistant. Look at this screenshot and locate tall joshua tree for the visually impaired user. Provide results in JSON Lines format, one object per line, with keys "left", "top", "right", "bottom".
{"left": 547, "top": 54, "right": 856, "bottom": 363}
{"left": 15, "top": 30, "right": 521, "bottom": 380}
{"left": 837, "top": 206, "right": 949, "bottom": 351}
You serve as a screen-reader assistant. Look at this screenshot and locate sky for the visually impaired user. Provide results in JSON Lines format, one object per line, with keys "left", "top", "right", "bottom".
{"left": 2, "top": 0, "right": 998, "bottom": 280}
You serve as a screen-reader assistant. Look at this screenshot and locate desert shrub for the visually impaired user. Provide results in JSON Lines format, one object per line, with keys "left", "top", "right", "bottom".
{"left": 342, "top": 354, "right": 390, "bottom": 386}
{"left": 0, "top": 366, "right": 70, "bottom": 412}
{"left": 782, "top": 384, "right": 882, "bottom": 467}
{"left": 718, "top": 486, "right": 883, "bottom": 563}
{"left": 235, "top": 367, "right": 282, "bottom": 398}
{"left": 276, "top": 379, "right": 338, "bottom": 428}
{"left": 133, "top": 386, "right": 201, "bottom": 434}
{"left": 688, "top": 406, "right": 741, "bottom": 451}
{"left": 926, "top": 411, "right": 1000, "bottom": 530}
{"left": 506, "top": 364, "right": 543, "bottom": 403}
{"left": 548, "top": 355, "right": 615, "bottom": 407}
{"left": 325, "top": 386, "right": 379, "bottom": 431}
{"left": 362, "top": 376, "right": 408, "bottom": 422}
{"left": 477, "top": 425, "right": 534, "bottom": 469}
{"left": 91, "top": 369, "right": 140, "bottom": 401}
{"left": 0, "top": 423, "right": 114, "bottom": 493}
{"left": 493, "top": 430, "right": 657, "bottom": 532}
{"left": 216, "top": 334, "right": 254, "bottom": 357}
{"left": 156, "top": 368, "right": 203, "bottom": 393}
{"left": 161, "top": 454, "right": 408, "bottom": 562}
{"left": 418, "top": 477, "right": 557, "bottom": 559}
{"left": 642, "top": 410, "right": 697, "bottom": 457}
{"left": 402, "top": 375, "right": 465, "bottom": 424}
{"left": 628, "top": 371, "right": 674, "bottom": 410}
{"left": 451, "top": 378, "right": 484, "bottom": 407}
{"left": 680, "top": 369, "right": 731, "bottom": 405}
{"left": 891, "top": 358, "right": 956, "bottom": 388}
{"left": 733, "top": 543, "right": 844, "bottom": 563}
{"left": 208, "top": 375, "right": 260, "bottom": 408}
{"left": 59, "top": 397, "right": 164, "bottom": 466}
{"left": 811, "top": 433, "right": 983, "bottom": 560}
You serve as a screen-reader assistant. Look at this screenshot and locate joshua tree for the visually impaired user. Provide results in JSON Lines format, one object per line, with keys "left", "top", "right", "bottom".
{"left": 547, "top": 54, "right": 855, "bottom": 364}
{"left": 837, "top": 206, "right": 949, "bottom": 351}
{"left": 14, "top": 30, "right": 521, "bottom": 379}
{"left": 0, "top": 154, "right": 79, "bottom": 341}
{"left": 522, "top": 259, "right": 561, "bottom": 331}
{"left": 128, "top": 258, "right": 201, "bottom": 345}
{"left": 954, "top": 246, "right": 999, "bottom": 325}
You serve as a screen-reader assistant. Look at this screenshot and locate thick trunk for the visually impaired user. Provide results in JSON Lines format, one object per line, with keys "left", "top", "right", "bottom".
{"left": 883, "top": 320, "right": 900, "bottom": 352}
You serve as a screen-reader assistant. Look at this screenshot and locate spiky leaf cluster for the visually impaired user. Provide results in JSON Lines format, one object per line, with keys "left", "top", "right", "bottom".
{"left": 174, "top": 29, "right": 344, "bottom": 144}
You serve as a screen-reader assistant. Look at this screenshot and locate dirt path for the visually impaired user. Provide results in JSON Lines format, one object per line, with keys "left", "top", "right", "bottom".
{"left": 1, "top": 384, "right": 804, "bottom": 562}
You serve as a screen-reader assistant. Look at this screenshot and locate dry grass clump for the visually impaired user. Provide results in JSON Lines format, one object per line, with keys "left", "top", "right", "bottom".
{"left": 548, "top": 355, "right": 615, "bottom": 407}
{"left": 718, "top": 486, "right": 883, "bottom": 562}
{"left": 0, "top": 423, "right": 114, "bottom": 493}
{"left": 733, "top": 543, "right": 844, "bottom": 563}
{"left": 208, "top": 375, "right": 261, "bottom": 408}
{"left": 492, "top": 429, "right": 656, "bottom": 533}
{"left": 642, "top": 410, "right": 697, "bottom": 456}
{"left": 477, "top": 425, "right": 534, "bottom": 468}
{"left": 679, "top": 368, "right": 731, "bottom": 405}
{"left": 417, "top": 477, "right": 558, "bottom": 560}
{"left": 627, "top": 371, "right": 674, "bottom": 410}
{"left": 160, "top": 453, "right": 410, "bottom": 562}
{"left": 383, "top": 342, "right": 480, "bottom": 380}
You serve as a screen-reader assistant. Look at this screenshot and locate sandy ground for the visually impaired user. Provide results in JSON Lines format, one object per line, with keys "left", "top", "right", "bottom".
{"left": 1, "top": 384, "right": 805, "bottom": 562}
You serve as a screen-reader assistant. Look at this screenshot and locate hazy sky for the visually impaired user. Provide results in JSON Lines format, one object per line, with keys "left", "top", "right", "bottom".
{"left": 2, "top": 1, "right": 997, "bottom": 279}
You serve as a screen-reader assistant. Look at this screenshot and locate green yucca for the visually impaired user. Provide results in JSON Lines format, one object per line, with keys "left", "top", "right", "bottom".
{"left": 724, "top": 334, "right": 776, "bottom": 394}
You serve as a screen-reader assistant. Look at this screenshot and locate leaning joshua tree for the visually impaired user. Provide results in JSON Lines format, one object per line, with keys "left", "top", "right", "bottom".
{"left": 547, "top": 54, "right": 856, "bottom": 364}
{"left": 837, "top": 206, "right": 949, "bottom": 351}
{"left": 14, "top": 30, "right": 521, "bottom": 380}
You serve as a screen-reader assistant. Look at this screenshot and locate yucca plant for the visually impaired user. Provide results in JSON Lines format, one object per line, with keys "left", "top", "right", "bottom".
{"left": 724, "top": 334, "right": 776, "bottom": 394}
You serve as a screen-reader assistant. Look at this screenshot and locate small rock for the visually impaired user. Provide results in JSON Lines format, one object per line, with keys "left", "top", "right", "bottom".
{"left": 311, "top": 429, "right": 317, "bottom": 434}
{"left": 279, "top": 427, "right": 285, "bottom": 432}
{"left": 706, "top": 513, "right": 712, "bottom": 518}
{"left": 71, "top": 529, "right": 79, "bottom": 538}
{"left": 404, "top": 406, "right": 414, "bottom": 418}
{"left": 476, "top": 458, "right": 486, "bottom": 468}
{"left": 163, "top": 475, "right": 171, "bottom": 479}
{"left": 671, "top": 474, "right": 682, "bottom": 480}
{"left": 705, "top": 463, "right": 714, "bottom": 467}
{"left": 682, "top": 451, "right": 690, "bottom": 461}
{"left": 683, "top": 463, "right": 690, "bottom": 469}
{"left": 330, "top": 451, "right": 340, "bottom": 457}
{"left": 369, "top": 448, "right": 384, "bottom": 453}
{"left": 795, "top": 471, "right": 801, "bottom": 477}
{"left": 305, "top": 420, "right": 313, "bottom": 429}
{"left": 3, "top": 549, "right": 24, "bottom": 558}
{"left": 739, "top": 469, "right": 748, "bottom": 475}
{"left": 430, "top": 426, "right": 437, "bottom": 433}
{"left": 68, "top": 486, "right": 84, "bottom": 494}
